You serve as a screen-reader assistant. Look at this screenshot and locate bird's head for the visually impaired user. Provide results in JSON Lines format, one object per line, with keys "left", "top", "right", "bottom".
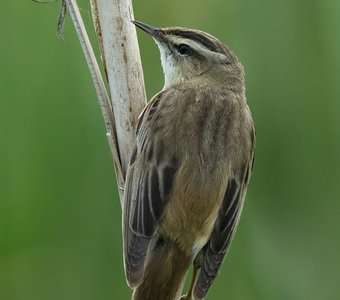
{"left": 133, "top": 21, "right": 243, "bottom": 88}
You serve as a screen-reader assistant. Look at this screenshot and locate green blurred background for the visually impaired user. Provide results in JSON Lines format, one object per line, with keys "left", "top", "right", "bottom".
{"left": 1, "top": 0, "right": 339, "bottom": 299}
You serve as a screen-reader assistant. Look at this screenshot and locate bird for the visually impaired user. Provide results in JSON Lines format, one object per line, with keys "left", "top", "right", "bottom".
{"left": 122, "top": 20, "right": 255, "bottom": 300}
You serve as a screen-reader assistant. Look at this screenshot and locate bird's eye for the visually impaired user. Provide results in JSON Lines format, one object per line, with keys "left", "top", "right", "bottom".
{"left": 176, "top": 44, "right": 193, "bottom": 56}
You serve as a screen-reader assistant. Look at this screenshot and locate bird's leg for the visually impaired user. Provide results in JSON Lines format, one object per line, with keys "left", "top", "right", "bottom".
{"left": 180, "top": 248, "right": 205, "bottom": 300}
{"left": 180, "top": 265, "right": 198, "bottom": 300}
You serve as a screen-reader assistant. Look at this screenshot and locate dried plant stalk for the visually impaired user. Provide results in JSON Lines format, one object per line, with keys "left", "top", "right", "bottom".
{"left": 62, "top": 0, "right": 127, "bottom": 190}
{"left": 38, "top": 0, "right": 146, "bottom": 205}
{"left": 90, "top": 0, "right": 147, "bottom": 181}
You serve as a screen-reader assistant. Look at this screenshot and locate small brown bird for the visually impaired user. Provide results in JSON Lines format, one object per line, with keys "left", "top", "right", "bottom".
{"left": 123, "top": 21, "right": 255, "bottom": 300}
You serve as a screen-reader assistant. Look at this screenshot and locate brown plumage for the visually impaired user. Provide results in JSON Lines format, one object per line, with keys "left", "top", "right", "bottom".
{"left": 123, "top": 21, "right": 255, "bottom": 300}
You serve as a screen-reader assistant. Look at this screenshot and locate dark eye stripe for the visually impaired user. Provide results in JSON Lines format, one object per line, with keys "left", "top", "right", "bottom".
{"left": 176, "top": 44, "right": 194, "bottom": 56}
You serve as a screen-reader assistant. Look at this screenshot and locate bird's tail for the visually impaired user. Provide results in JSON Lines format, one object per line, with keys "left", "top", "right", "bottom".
{"left": 132, "top": 239, "right": 191, "bottom": 300}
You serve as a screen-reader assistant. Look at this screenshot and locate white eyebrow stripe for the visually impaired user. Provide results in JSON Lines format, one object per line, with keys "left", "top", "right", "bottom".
{"left": 167, "top": 36, "right": 225, "bottom": 60}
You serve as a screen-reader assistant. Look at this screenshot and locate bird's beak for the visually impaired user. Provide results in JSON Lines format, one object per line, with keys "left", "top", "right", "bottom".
{"left": 132, "top": 20, "right": 162, "bottom": 41}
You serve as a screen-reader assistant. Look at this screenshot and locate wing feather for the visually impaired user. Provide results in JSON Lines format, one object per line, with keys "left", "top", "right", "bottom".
{"left": 194, "top": 126, "right": 255, "bottom": 299}
{"left": 123, "top": 90, "right": 179, "bottom": 287}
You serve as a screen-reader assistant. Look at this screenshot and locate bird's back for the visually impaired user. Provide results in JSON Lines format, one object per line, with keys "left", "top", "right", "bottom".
{"left": 151, "top": 80, "right": 252, "bottom": 254}
{"left": 126, "top": 79, "right": 254, "bottom": 300}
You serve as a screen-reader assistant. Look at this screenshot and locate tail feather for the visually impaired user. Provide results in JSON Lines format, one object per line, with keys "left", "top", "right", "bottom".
{"left": 132, "top": 239, "right": 191, "bottom": 300}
